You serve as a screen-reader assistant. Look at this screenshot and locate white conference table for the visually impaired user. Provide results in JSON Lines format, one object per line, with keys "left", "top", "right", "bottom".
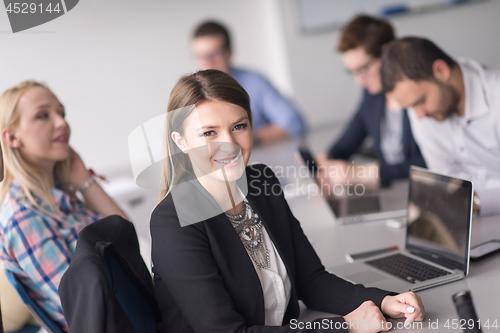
{"left": 250, "top": 129, "right": 500, "bottom": 332}
{"left": 288, "top": 187, "right": 500, "bottom": 332}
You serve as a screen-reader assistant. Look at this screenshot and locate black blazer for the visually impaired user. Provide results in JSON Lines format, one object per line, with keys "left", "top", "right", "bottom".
{"left": 327, "top": 90, "right": 426, "bottom": 186}
{"left": 150, "top": 164, "right": 393, "bottom": 332}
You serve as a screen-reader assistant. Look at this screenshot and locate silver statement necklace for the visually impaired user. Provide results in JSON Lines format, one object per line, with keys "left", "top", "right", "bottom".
{"left": 226, "top": 200, "right": 270, "bottom": 270}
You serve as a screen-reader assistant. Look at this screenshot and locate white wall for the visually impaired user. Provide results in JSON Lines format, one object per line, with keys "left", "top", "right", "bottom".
{"left": 279, "top": 0, "right": 500, "bottom": 129}
{"left": 0, "top": 0, "right": 290, "bottom": 175}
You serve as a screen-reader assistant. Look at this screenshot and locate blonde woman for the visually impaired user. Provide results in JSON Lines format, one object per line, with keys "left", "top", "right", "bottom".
{"left": 0, "top": 81, "right": 126, "bottom": 331}
{"left": 150, "top": 70, "right": 425, "bottom": 332}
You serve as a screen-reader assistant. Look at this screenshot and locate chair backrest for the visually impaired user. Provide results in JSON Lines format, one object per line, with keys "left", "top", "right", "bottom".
{"left": 4, "top": 269, "right": 63, "bottom": 333}
{"left": 102, "top": 245, "right": 158, "bottom": 333}
{"left": 59, "top": 215, "right": 161, "bottom": 333}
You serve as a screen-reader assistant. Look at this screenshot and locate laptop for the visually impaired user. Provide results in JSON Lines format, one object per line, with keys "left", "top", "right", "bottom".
{"left": 298, "top": 145, "right": 407, "bottom": 224}
{"left": 329, "top": 166, "right": 474, "bottom": 292}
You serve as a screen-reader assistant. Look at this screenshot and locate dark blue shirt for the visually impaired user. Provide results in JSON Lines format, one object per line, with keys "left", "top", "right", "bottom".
{"left": 232, "top": 68, "right": 306, "bottom": 137}
{"left": 327, "top": 90, "right": 426, "bottom": 186}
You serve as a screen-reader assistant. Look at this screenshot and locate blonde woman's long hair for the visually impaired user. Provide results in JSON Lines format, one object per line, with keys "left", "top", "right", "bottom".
{"left": 158, "top": 70, "right": 252, "bottom": 202}
{"left": 0, "top": 81, "right": 73, "bottom": 212}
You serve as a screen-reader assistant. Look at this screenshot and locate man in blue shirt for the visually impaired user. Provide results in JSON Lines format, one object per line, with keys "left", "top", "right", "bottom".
{"left": 192, "top": 21, "right": 306, "bottom": 145}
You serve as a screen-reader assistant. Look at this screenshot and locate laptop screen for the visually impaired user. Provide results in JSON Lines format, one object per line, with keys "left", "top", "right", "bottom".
{"left": 406, "top": 167, "right": 473, "bottom": 272}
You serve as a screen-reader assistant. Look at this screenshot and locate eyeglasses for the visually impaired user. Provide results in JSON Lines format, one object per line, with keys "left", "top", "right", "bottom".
{"left": 194, "top": 48, "right": 228, "bottom": 62}
{"left": 345, "top": 57, "right": 378, "bottom": 77}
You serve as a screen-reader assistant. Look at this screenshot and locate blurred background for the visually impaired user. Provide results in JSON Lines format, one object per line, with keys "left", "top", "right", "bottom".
{"left": 1, "top": 0, "right": 499, "bottom": 175}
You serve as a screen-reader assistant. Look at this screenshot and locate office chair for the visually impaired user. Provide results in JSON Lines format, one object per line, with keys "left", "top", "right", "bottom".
{"left": 4, "top": 270, "right": 64, "bottom": 333}
{"left": 59, "top": 215, "right": 161, "bottom": 333}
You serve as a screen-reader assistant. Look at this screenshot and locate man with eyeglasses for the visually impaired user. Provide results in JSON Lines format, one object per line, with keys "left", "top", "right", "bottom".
{"left": 316, "top": 15, "right": 425, "bottom": 188}
{"left": 191, "top": 21, "right": 306, "bottom": 145}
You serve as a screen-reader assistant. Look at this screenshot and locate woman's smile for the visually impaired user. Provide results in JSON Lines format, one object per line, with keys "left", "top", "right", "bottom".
{"left": 213, "top": 152, "right": 242, "bottom": 168}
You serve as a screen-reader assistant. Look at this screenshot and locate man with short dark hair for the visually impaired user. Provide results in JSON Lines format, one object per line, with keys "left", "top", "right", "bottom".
{"left": 192, "top": 21, "right": 306, "bottom": 145}
{"left": 317, "top": 15, "right": 425, "bottom": 188}
{"left": 381, "top": 37, "right": 500, "bottom": 215}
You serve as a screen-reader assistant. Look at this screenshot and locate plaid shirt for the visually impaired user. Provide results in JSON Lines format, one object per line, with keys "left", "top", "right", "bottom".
{"left": 0, "top": 181, "right": 100, "bottom": 330}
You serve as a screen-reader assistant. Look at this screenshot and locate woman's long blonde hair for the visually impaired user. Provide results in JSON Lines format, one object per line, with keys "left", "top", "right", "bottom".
{"left": 158, "top": 70, "right": 252, "bottom": 202}
{"left": 0, "top": 81, "right": 73, "bottom": 212}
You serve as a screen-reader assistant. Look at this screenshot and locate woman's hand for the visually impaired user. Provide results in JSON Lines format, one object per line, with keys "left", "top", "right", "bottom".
{"left": 67, "top": 147, "right": 128, "bottom": 219}
{"left": 68, "top": 147, "right": 91, "bottom": 188}
{"left": 343, "top": 301, "right": 391, "bottom": 333}
{"left": 381, "top": 292, "right": 425, "bottom": 325}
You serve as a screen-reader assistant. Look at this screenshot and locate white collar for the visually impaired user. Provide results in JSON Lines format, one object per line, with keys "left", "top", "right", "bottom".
{"left": 458, "top": 57, "right": 490, "bottom": 123}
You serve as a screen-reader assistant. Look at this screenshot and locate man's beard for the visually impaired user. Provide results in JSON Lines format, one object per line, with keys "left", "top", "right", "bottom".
{"left": 436, "top": 81, "right": 461, "bottom": 120}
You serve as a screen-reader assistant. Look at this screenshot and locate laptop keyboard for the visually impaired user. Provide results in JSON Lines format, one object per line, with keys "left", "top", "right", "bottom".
{"left": 366, "top": 253, "right": 451, "bottom": 284}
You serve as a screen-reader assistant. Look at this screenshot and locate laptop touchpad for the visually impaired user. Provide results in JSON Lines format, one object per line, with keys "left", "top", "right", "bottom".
{"left": 346, "top": 271, "right": 388, "bottom": 284}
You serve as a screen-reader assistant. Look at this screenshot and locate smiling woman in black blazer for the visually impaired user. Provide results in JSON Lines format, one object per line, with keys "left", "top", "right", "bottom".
{"left": 150, "top": 69, "right": 424, "bottom": 333}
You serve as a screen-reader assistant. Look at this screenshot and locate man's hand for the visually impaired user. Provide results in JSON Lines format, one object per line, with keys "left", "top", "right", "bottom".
{"left": 254, "top": 125, "right": 288, "bottom": 145}
{"left": 381, "top": 292, "right": 425, "bottom": 325}
{"left": 472, "top": 192, "right": 480, "bottom": 213}
{"left": 315, "top": 153, "right": 380, "bottom": 190}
